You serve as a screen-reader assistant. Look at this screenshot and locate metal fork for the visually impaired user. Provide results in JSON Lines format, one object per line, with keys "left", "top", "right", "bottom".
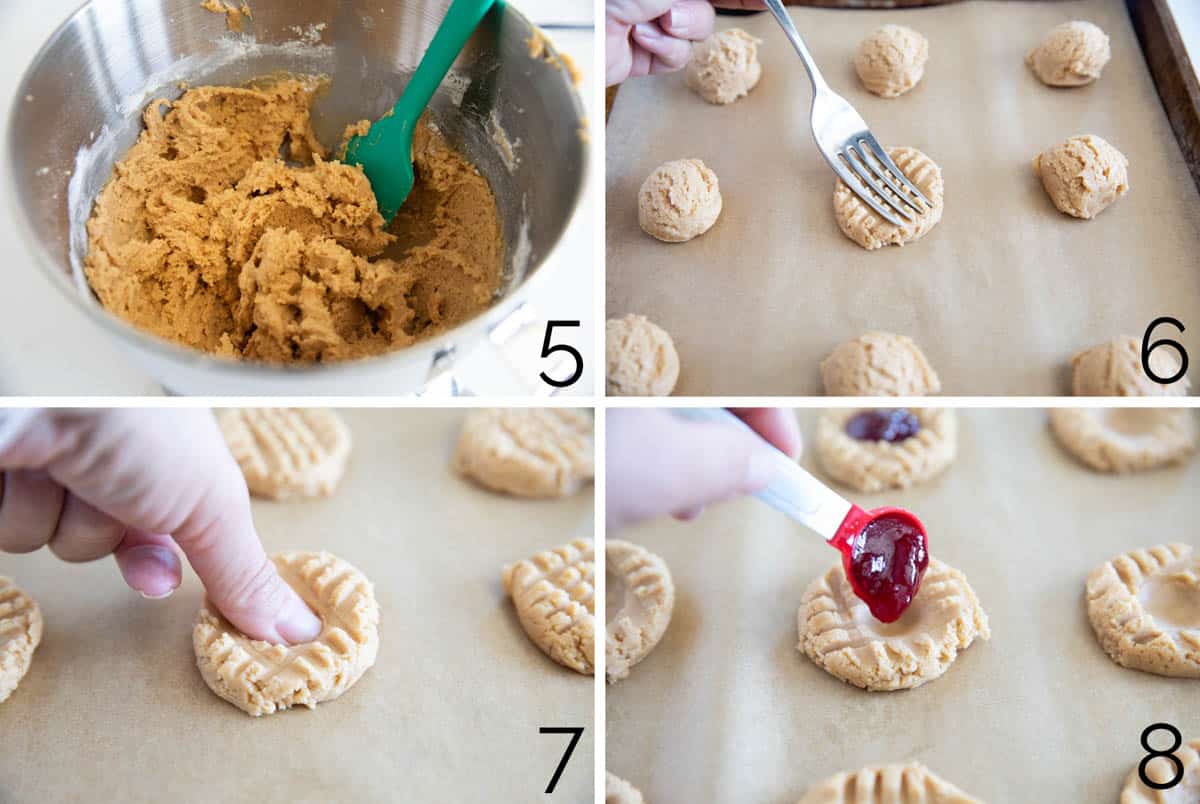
{"left": 763, "top": 0, "right": 930, "bottom": 226}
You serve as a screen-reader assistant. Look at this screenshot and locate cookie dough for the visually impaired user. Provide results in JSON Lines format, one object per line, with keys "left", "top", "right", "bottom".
{"left": 1086, "top": 544, "right": 1199, "bottom": 678}
{"left": 638, "top": 159, "right": 722, "bottom": 243}
{"left": 453, "top": 409, "right": 594, "bottom": 498}
{"left": 1049, "top": 408, "right": 1196, "bottom": 473}
{"left": 606, "top": 314, "right": 680, "bottom": 397}
{"left": 502, "top": 539, "right": 595, "bottom": 675}
{"left": 833, "top": 146, "right": 943, "bottom": 250}
{"left": 799, "top": 558, "right": 989, "bottom": 691}
{"left": 1070, "top": 336, "right": 1190, "bottom": 397}
{"left": 816, "top": 408, "right": 957, "bottom": 492}
{"left": 0, "top": 577, "right": 43, "bottom": 705}
{"left": 797, "top": 762, "right": 983, "bottom": 804}
{"left": 1121, "top": 736, "right": 1200, "bottom": 803}
{"left": 607, "top": 772, "right": 646, "bottom": 804}
{"left": 821, "top": 331, "right": 941, "bottom": 396}
{"left": 217, "top": 408, "right": 351, "bottom": 500}
{"left": 1033, "top": 135, "right": 1128, "bottom": 219}
{"left": 855, "top": 25, "right": 929, "bottom": 98}
{"left": 1027, "top": 21, "right": 1110, "bottom": 87}
{"left": 685, "top": 28, "right": 762, "bottom": 105}
{"left": 606, "top": 540, "right": 675, "bottom": 684}
{"left": 85, "top": 79, "right": 503, "bottom": 363}
{"left": 193, "top": 551, "right": 380, "bottom": 716}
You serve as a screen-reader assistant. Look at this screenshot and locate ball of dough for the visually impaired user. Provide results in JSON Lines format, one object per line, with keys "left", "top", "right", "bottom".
{"left": 833, "top": 146, "right": 944, "bottom": 250}
{"left": 854, "top": 25, "right": 929, "bottom": 98}
{"left": 821, "top": 331, "right": 940, "bottom": 396}
{"left": 606, "top": 540, "right": 674, "bottom": 684}
{"left": 816, "top": 408, "right": 957, "bottom": 492}
{"left": 1027, "top": 20, "right": 1110, "bottom": 86}
{"left": 1070, "top": 336, "right": 1189, "bottom": 396}
{"left": 1033, "top": 134, "right": 1128, "bottom": 219}
{"left": 638, "top": 158, "right": 722, "bottom": 242}
{"left": 606, "top": 314, "right": 680, "bottom": 396}
{"left": 685, "top": 28, "right": 762, "bottom": 105}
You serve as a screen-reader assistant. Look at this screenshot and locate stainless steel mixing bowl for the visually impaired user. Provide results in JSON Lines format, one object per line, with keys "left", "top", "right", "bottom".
{"left": 6, "top": 0, "right": 587, "bottom": 395}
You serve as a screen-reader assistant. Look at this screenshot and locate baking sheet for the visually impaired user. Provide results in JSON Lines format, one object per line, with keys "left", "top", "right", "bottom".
{"left": 0, "top": 409, "right": 594, "bottom": 803}
{"left": 606, "top": 409, "right": 1199, "bottom": 802}
{"left": 605, "top": 0, "right": 1200, "bottom": 395}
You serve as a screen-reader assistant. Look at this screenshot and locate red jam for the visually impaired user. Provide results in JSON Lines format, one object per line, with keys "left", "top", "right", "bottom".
{"left": 848, "top": 513, "right": 928, "bottom": 623}
{"left": 845, "top": 409, "right": 920, "bottom": 443}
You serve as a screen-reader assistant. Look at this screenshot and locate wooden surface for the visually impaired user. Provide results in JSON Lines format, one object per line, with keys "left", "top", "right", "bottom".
{"left": 1129, "top": 0, "right": 1200, "bottom": 195}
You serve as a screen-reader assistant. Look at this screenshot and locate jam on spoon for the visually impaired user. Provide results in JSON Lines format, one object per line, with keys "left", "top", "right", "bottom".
{"left": 830, "top": 506, "right": 930, "bottom": 623}
{"left": 845, "top": 409, "right": 920, "bottom": 443}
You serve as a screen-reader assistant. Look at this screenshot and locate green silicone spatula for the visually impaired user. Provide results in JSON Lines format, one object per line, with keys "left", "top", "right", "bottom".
{"left": 344, "top": 0, "right": 497, "bottom": 224}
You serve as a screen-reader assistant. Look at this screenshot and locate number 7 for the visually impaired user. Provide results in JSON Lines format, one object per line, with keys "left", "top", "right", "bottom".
{"left": 540, "top": 726, "right": 584, "bottom": 793}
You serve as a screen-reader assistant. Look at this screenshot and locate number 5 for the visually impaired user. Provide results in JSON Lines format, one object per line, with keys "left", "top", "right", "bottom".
{"left": 540, "top": 321, "right": 584, "bottom": 389}
{"left": 540, "top": 726, "right": 584, "bottom": 793}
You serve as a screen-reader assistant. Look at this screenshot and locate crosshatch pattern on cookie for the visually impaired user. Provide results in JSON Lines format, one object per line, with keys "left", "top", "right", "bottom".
{"left": 193, "top": 551, "right": 380, "bottom": 716}
{"left": 1120, "top": 738, "right": 1200, "bottom": 803}
{"left": 218, "top": 408, "right": 351, "bottom": 500}
{"left": 1087, "top": 543, "right": 1200, "bottom": 678}
{"left": 796, "top": 762, "right": 983, "bottom": 804}
{"left": 833, "top": 146, "right": 944, "bottom": 251}
{"left": 816, "top": 408, "right": 957, "bottom": 493}
{"left": 0, "top": 576, "right": 43, "bottom": 704}
{"left": 455, "top": 409, "right": 594, "bottom": 498}
{"left": 606, "top": 540, "right": 674, "bottom": 684}
{"left": 503, "top": 539, "right": 596, "bottom": 675}
{"left": 799, "top": 558, "right": 990, "bottom": 691}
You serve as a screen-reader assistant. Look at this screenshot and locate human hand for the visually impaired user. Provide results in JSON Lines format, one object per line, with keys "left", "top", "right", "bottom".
{"left": 606, "top": 0, "right": 716, "bottom": 85}
{"left": 0, "top": 409, "right": 321, "bottom": 645}
{"left": 606, "top": 408, "right": 802, "bottom": 529}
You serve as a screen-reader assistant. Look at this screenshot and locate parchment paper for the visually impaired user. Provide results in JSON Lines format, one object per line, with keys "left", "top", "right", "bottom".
{"left": 606, "top": 409, "right": 1199, "bottom": 802}
{"left": 606, "top": 1, "right": 1200, "bottom": 396}
{"left": 0, "top": 409, "right": 594, "bottom": 803}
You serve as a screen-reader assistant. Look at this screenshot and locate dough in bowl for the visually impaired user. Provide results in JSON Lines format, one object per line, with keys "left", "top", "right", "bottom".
{"left": 1033, "top": 135, "right": 1128, "bottom": 219}
{"left": 1070, "top": 336, "right": 1189, "bottom": 396}
{"left": 606, "top": 314, "right": 680, "bottom": 396}
{"left": 854, "top": 25, "right": 929, "bottom": 98}
{"left": 686, "top": 28, "right": 762, "bottom": 105}
{"left": 638, "top": 159, "right": 722, "bottom": 242}
{"left": 796, "top": 762, "right": 983, "bottom": 804}
{"left": 821, "top": 331, "right": 940, "bottom": 396}
{"left": 1027, "top": 20, "right": 1110, "bottom": 86}
{"left": 1049, "top": 408, "right": 1196, "bottom": 473}
{"left": 833, "top": 146, "right": 943, "bottom": 250}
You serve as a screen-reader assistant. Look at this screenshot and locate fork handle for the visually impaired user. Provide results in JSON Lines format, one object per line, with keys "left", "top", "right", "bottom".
{"left": 763, "top": 0, "right": 827, "bottom": 95}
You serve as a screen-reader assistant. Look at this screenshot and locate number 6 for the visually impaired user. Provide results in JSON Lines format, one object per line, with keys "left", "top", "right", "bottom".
{"left": 1141, "top": 317, "right": 1189, "bottom": 385}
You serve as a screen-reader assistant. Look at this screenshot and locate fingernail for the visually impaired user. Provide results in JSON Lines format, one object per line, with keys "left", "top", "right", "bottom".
{"left": 139, "top": 588, "right": 174, "bottom": 600}
{"left": 743, "top": 449, "right": 778, "bottom": 492}
{"left": 634, "top": 22, "right": 662, "bottom": 42}
{"left": 275, "top": 596, "right": 322, "bottom": 645}
{"left": 667, "top": 6, "right": 699, "bottom": 36}
{"left": 122, "top": 545, "right": 181, "bottom": 600}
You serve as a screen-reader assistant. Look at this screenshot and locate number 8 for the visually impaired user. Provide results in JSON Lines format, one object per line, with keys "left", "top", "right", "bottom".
{"left": 1138, "top": 723, "right": 1184, "bottom": 791}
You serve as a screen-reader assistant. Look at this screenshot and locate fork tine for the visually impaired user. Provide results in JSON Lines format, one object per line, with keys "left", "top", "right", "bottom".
{"left": 828, "top": 155, "right": 906, "bottom": 227}
{"left": 843, "top": 146, "right": 916, "bottom": 222}
{"left": 851, "top": 141, "right": 925, "bottom": 216}
{"left": 861, "top": 134, "right": 933, "bottom": 209}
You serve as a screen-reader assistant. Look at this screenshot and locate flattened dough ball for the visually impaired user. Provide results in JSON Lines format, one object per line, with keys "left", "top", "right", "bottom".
{"left": 798, "top": 558, "right": 990, "bottom": 691}
{"left": 1087, "top": 543, "right": 1200, "bottom": 678}
{"left": 1070, "top": 336, "right": 1189, "bottom": 396}
{"left": 607, "top": 772, "right": 646, "bottom": 804}
{"left": 606, "top": 540, "right": 675, "bottom": 684}
{"left": 217, "top": 408, "right": 352, "bottom": 500}
{"left": 607, "top": 314, "right": 680, "bottom": 397}
{"left": 454, "top": 409, "right": 594, "bottom": 498}
{"left": 1121, "top": 737, "right": 1200, "bottom": 802}
{"left": 1049, "top": 408, "right": 1196, "bottom": 473}
{"left": 0, "top": 577, "right": 43, "bottom": 705}
{"left": 821, "top": 331, "right": 941, "bottom": 396}
{"left": 193, "top": 551, "right": 380, "bottom": 716}
{"left": 855, "top": 25, "right": 929, "bottom": 98}
{"left": 816, "top": 408, "right": 957, "bottom": 492}
{"left": 833, "top": 146, "right": 943, "bottom": 250}
{"left": 796, "top": 762, "right": 983, "bottom": 804}
{"left": 638, "top": 159, "right": 722, "bottom": 243}
{"left": 686, "top": 28, "right": 762, "bottom": 105}
{"left": 1033, "top": 135, "right": 1128, "bottom": 219}
{"left": 1027, "top": 20, "right": 1110, "bottom": 86}
{"left": 503, "top": 539, "right": 595, "bottom": 675}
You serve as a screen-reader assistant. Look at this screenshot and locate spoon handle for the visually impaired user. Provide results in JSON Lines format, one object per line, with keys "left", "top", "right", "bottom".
{"left": 668, "top": 408, "right": 852, "bottom": 541}
{"left": 394, "top": 0, "right": 496, "bottom": 125}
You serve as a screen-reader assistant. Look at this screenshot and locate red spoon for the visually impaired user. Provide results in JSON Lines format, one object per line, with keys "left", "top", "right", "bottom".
{"left": 671, "top": 409, "right": 929, "bottom": 623}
